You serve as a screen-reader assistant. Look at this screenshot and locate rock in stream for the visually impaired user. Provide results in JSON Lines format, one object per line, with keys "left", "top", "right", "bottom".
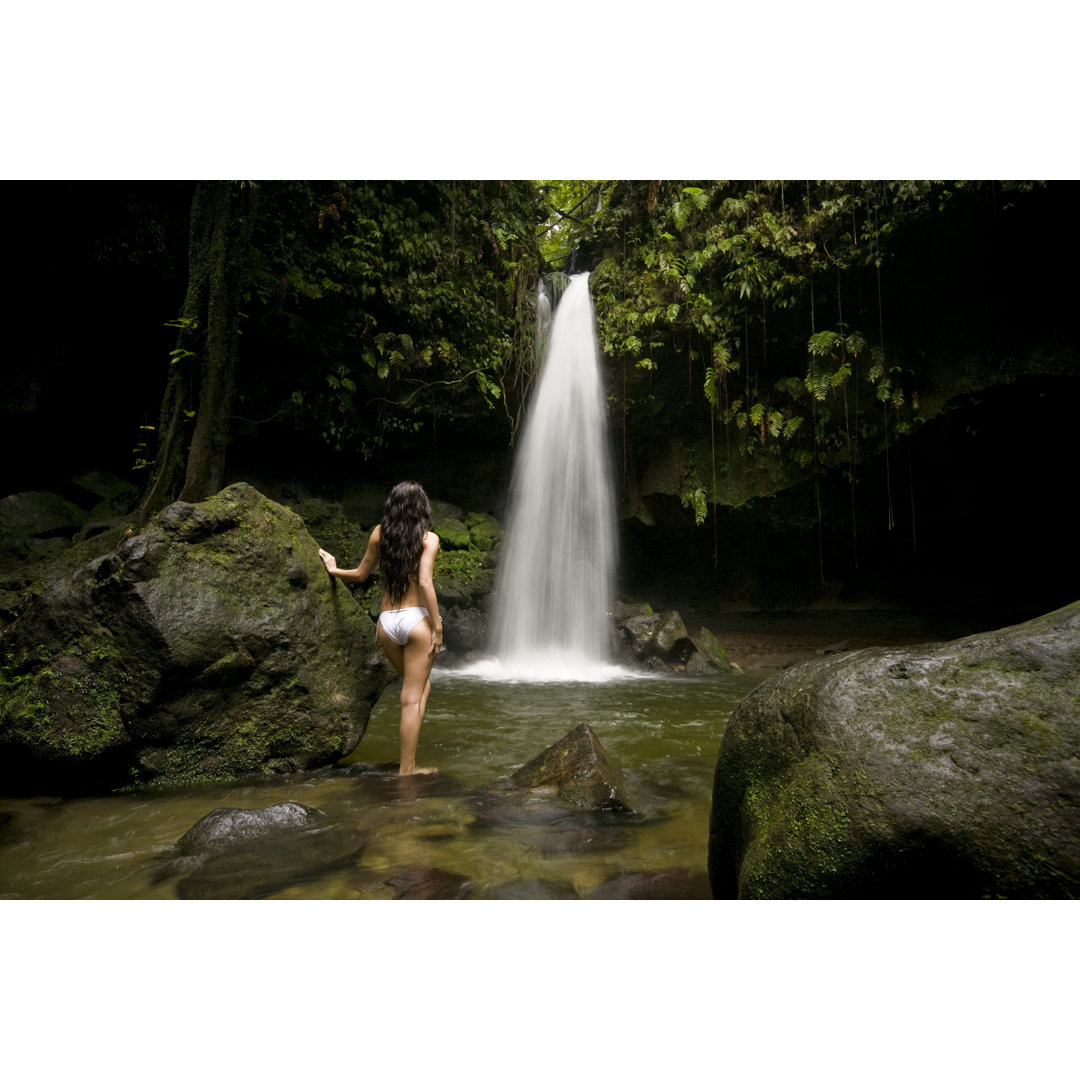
{"left": 709, "top": 601, "right": 1080, "bottom": 898}
{"left": 159, "top": 801, "right": 364, "bottom": 900}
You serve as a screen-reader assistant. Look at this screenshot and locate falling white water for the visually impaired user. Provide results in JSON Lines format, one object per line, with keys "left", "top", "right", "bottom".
{"left": 485, "top": 272, "right": 618, "bottom": 680}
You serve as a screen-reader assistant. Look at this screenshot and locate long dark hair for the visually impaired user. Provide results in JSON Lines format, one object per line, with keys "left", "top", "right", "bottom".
{"left": 380, "top": 481, "right": 433, "bottom": 605}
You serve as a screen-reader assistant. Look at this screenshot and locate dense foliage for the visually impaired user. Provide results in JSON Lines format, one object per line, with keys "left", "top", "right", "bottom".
{"left": 9, "top": 179, "right": 1071, "bottom": 608}
{"left": 245, "top": 181, "right": 544, "bottom": 454}
{"left": 130, "top": 181, "right": 546, "bottom": 513}
{"left": 562, "top": 181, "right": 1071, "bottom": 565}
{"left": 586, "top": 182, "right": 965, "bottom": 498}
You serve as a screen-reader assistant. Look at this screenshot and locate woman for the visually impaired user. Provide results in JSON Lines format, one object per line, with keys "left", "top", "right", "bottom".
{"left": 318, "top": 481, "right": 443, "bottom": 775}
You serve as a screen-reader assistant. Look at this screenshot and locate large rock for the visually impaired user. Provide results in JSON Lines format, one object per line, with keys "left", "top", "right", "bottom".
{"left": 0, "top": 491, "right": 88, "bottom": 580}
{"left": 709, "top": 602, "right": 1080, "bottom": 899}
{"left": 0, "top": 483, "right": 392, "bottom": 792}
{"left": 505, "top": 722, "right": 637, "bottom": 812}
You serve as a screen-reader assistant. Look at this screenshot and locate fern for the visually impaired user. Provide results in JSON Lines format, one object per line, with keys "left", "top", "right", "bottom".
{"left": 808, "top": 330, "right": 839, "bottom": 357}
{"left": 830, "top": 363, "right": 851, "bottom": 387}
{"left": 783, "top": 415, "right": 805, "bottom": 438}
{"left": 680, "top": 486, "right": 709, "bottom": 525}
{"left": 683, "top": 187, "right": 708, "bottom": 211}
{"left": 704, "top": 367, "right": 718, "bottom": 406}
{"left": 868, "top": 346, "right": 886, "bottom": 382}
{"left": 806, "top": 372, "right": 832, "bottom": 401}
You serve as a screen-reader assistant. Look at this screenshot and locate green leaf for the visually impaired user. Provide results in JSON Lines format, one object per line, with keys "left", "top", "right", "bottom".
{"left": 808, "top": 331, "right": 839, "bottom": 357}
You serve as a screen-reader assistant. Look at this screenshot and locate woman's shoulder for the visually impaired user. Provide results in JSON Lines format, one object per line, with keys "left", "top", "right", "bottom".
{"left": 423, "top": 529, "right": 440, "bottom": 549}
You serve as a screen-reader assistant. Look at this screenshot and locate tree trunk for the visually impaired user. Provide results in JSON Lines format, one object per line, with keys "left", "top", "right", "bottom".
{"left": 136, "top": 181, "right": 256, "bottom": 521}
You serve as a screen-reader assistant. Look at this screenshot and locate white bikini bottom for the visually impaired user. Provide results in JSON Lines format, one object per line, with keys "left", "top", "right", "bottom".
{"left": 377, "top": 607, "right": 430, "bottom": 646}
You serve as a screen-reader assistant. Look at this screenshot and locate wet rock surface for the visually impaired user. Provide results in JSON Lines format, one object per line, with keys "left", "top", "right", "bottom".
{"left": 613, "top": 602, "right": 733, "bottom": 674}
{"left": 159, "top": 801, "right": 364, "bottom": 900}
{"left": 173, "top": 801, "right": 328, "bottom": 855}
{"left": 498, "top": 722, "right": 637, "bottom": 813}
{"left": 709, "top": 601, "right": 1080, "bottom": 898}
{"left": 0, "top": 483, "right": 391, "bottom": 792}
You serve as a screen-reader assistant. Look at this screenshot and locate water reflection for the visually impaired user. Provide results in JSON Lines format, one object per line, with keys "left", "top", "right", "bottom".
{"left": 0, "top": 672, "right": 761, "bottom": 899}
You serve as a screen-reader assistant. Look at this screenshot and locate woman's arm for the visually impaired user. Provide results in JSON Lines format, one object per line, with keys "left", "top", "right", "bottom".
{"left": 318, "top": 525, "right": 380, "bottom": 582}
{"left": 417, "top": 531, "right": 443, "bottom": 655}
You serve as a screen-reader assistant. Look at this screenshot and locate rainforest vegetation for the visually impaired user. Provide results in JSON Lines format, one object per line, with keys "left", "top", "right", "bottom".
{"left": 5, "top": 180, "right": 1076, "bottom": 613}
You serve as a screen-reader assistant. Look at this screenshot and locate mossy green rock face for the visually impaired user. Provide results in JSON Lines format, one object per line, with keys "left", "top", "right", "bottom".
{"left": 709, "top": 602, "right": 1080, "bottom": 898}
{"left": 0, "top": 483, "right": 392, "bottom": 792}
{"left": 464, "top": 512, "right": 501, "bottom": 555}
{"left": 431, "top": 515, "right": 471, "bottom": 552}
{"left": 691, "top": 626, "right": 735, "bottom": 673}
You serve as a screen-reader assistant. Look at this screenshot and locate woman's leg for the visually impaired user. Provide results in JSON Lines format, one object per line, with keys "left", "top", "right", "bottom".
{"left": 377, "top": 622, "right": 435, "bottom": 774}
{"left": 398, "top": 626, "right": 435, "bottom": 774}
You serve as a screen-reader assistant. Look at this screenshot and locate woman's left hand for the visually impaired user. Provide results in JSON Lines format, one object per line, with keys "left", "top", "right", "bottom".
{"left": 317, "top": 548, "right": 337, "bottom": 572}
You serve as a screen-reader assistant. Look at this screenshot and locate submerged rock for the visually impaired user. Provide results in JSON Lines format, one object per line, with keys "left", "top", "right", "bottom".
{"left": 504, "top": 722, "right": 637, "bottom": 813}
{"left": 0, "top": 483, "right": 392, "bottom": 792}
{"left": 173, "top": 801, "right": 328, "bottom": 856}
{"left": 386, "top": 864, "right": 474, "bottom": 899}
{"left": 481, "top": 878, "right": 580, "bottom": 899}
{"left": 709, "top": 602, "right": 1080, "bottom": 899}
{"left": 161, "top": 802, "right": 363, "bottom": 900}
{"left": 585, "top": 869, "right": 713, "bottom": 899}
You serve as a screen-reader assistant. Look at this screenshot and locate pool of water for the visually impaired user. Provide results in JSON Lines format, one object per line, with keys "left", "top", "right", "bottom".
{"left": 0, "top": 670, "right": 762, "bottom": 900}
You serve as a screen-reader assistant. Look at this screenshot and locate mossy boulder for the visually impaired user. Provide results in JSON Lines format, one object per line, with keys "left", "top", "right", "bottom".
{"left": 431, "top": 515, "right": 471, "bottom": 552}
{"left": 464, "top": 512, "right": 501, "bottom": 555}
{"left": 293, "top": 498, "right": 372, "bottom": 569}
{"left": 691, "top": 626, "right": 736, "bottom": 673}
{"left": 708, "top": 602, "right": 1080, "bottom": 898}
{"left": 432, "top": 512, "right": 502, "bottom": 662}
{"left": 0, "top": 483, "right": 392, "bottom": 793}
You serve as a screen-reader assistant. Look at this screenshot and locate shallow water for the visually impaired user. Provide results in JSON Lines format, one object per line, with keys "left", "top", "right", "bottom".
{"left": 0, "top": 670, "right": 762, "bottom": 900}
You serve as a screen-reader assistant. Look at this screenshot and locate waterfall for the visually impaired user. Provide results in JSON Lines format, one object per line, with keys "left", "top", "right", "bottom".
{"left": 487, "top": 272, "right": 618, "bottom": 680}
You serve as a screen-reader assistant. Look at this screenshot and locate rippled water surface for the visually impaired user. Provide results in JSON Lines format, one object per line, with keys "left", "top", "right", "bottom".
{"left": 0, "top": 671, "right": 762, "bottom": 900}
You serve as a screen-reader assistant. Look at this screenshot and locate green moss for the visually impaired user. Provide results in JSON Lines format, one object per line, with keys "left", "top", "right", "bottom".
{"left": 434, "top": 549, "right": 484, "bottom": 588}
{"left": 464, "top": 512, "right": 501, "bottom": 553}
{"left": 738, "top": 755, "right": 861, "bottom": 898}
{"left": 693, "top": 626, "right": 734, "bottom": 672}
{"left": 432, "top": 516, "right": 471, "bottom": 551}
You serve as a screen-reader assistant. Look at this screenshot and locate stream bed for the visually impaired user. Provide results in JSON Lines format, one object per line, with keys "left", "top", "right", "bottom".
{"left": 0, "top": 670, "right": 763, "bottom": 900}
